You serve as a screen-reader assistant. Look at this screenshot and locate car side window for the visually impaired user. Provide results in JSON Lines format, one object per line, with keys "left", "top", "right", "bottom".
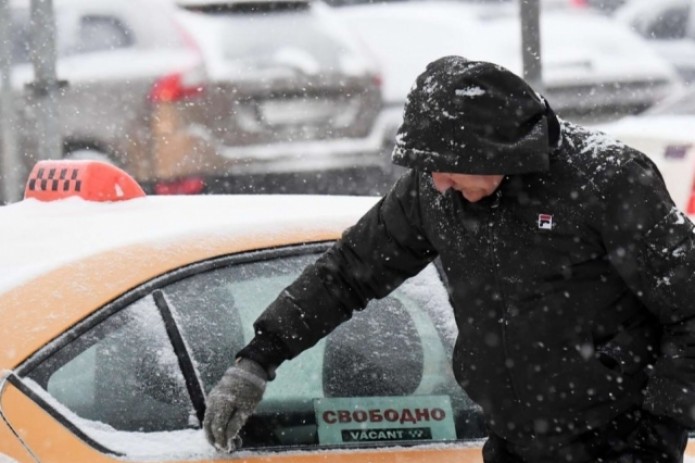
{"left": 25, "top": 297, "right": 194, "bottom": 433}
{"left": 640, "top": 6, "right": 690, "bottom": 40}
{"left": 164, "top": 251, "right": 484, "bottom": 449}
{"left": 66, "top": 15, "right": 134, "bottom": 55}
{"left": 21, "top": 248, "right": 482, "bottom": 455}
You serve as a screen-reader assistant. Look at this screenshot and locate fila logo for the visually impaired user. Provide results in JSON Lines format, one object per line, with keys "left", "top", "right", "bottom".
{"left": 538, "top": 213, "right": 553, "bottom": 230}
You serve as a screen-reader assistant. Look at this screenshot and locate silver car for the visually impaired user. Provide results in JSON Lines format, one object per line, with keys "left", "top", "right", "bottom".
{"left": 321, "top": 0, "right": 682, "bottom": 148}
{"left": 5, "top": 0, "right": 386, "bottom": 198}
{"left": 614, "top": 0, "right": 695, "bottom": 83}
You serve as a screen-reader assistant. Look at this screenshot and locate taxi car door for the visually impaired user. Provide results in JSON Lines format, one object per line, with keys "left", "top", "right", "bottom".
{"left": 3, "top": 247, "right": 485, "bottom": 462}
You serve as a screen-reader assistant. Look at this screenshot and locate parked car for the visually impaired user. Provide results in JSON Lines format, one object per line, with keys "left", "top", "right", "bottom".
{"left": 613, "top": 0, "right": 695, "bottom": 82}
{"left": 5, "top": 0, "right": 386, "bottom": 199}
{"left": 323, "top": 0, "right": 681, "bottom": 163}
{"left": 599, "top": 87, "right": 695, "bottom": 217}
{"left": 0, "top": 160, "right": 486, "bottom": 461}
{"left": 163, "top": 0, "right": 388, "bottom": 193}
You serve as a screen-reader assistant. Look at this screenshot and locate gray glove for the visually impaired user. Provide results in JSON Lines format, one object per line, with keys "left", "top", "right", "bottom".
{"left": 203, "top": 358, "right": 268, "bottom": 452}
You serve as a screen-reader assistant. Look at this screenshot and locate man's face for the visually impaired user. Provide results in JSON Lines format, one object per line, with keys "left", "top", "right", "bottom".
{"left": 431, "top": 172, "right": 504, "bottom": 203}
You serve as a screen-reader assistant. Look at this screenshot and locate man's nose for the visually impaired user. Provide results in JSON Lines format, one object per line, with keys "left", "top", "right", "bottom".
{"left": 432, "top": 174, "right": 452, "bottom": 193}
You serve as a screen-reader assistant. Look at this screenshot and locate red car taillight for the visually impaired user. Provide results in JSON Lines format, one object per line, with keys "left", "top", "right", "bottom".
{"left": 570, "top": 0, "right": 588, "bottom": 7}
{"left": 149, "top": 71, "right": 205, "bottom": 103}
{"left": 372, "top": 74, "right": 383, "bottom": 88}
{"left": 688, "top": 177, "right": 695, "bottom": 215}
{"left": 154, "top": 176, "right": 206, "bottom": 195}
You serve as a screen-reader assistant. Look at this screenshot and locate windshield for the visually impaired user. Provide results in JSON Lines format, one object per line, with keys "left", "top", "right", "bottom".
{"left": 10, "top": 7, "right": 135, "bottom": 66}
{"left": 181, "top": 6, "right": 352, "bottom": 70}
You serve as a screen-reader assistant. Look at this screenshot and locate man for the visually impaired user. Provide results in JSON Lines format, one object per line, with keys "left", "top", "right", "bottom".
{"left": 203, "top": 56, "right": 695, "bottom": 462}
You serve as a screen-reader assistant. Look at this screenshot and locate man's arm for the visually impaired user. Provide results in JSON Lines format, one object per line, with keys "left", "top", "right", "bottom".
{"left": 203, "top": 171, "right": 438, "bottom": 451}
{"left": 598, "top": 154, "right": 695, "bottom": 428}
{"left": 239, "top": 170, "right": 438, "bottom": 373}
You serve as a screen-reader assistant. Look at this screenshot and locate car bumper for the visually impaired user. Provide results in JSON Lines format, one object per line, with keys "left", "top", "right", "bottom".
{"left": 145, "top": 106, "right": 401, "bottom": 183}
{"left": 217, "top": 109, "right": 400, "bottom": 175}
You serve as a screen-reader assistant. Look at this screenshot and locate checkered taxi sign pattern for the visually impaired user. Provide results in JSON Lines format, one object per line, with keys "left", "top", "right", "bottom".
{"left": 27, "top": 166, "right": 82, "bottom": 194}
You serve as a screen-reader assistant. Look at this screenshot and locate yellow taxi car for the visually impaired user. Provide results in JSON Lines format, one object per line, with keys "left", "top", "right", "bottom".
{"left": 0, "top": 160, "right": 486, "bottom": 462}
{"left": 2, "top": 161, "right": 695, "bottom": 463}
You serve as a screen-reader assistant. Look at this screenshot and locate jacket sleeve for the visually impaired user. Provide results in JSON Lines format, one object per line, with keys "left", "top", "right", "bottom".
{"left": 238, "top": 171, "right": 437, "bottom": 371}
{"left": 597, "top": 154, "right": 695, "bottom": 428}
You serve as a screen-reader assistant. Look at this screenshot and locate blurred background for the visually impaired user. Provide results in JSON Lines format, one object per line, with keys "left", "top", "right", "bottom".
{"left": 2, "top": 0, "right": 695, "bottom": 208}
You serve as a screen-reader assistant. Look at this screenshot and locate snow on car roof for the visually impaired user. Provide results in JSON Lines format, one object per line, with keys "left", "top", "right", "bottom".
{"left": 335, "top": 0, "right": 676, "bottom": 104}
{"left": 0, "top": 194, "right": 377, "bottom": 295}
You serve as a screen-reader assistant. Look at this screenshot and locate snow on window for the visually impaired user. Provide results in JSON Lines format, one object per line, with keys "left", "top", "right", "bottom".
{"left": 22, "top": 375, "right": 482, "bottom": 458}
{"left": 23, "top": 377, "right": 214, "bottom": 460}
{"left": 398, "top": 265, "right": 458, "bottom": 351}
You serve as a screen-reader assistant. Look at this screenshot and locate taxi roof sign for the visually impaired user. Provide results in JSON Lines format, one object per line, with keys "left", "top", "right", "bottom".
{"left": 24, "top": 160, "right": 145, "bottom": 202}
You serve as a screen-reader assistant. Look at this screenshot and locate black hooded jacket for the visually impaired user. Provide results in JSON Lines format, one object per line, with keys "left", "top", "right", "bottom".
{"left": 239, "top": 119, "right": 695, "bottom": 447}
{"left": 238, "top": 58, "right": 695, "bottom": 450}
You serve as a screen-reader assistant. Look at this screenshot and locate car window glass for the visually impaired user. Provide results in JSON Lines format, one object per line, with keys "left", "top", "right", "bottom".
{"left": 187, "top": 8, "right": 351, "bottom": 69}
{"left": 25, "top": 297, "right": 194, "bottom": 433}
{"left": 21, "top": 248, "right": 481, "bottom": 455}
{"left": 641, "top": 5, "right": 690, "bottom": 39}
{"left": 164, "top": 252, "right": 484, "bottom": 450}
{"left": 70, "top": 15, "right": 134, "bottom": 54}
{"left": 10, "top": 10, "right": 135, "bottom": 65}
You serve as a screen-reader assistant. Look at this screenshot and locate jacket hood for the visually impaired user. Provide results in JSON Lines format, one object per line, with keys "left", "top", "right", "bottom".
{"left": 392, "top": 56, "right": 555, "bottom": 175}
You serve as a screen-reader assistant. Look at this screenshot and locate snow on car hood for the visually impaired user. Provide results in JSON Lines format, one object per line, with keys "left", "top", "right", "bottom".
{"left": 0, "top": 195, "right": 378, "bottom": 294}
{"left": 335, "top": 1, "right": 678, "bottom": 103}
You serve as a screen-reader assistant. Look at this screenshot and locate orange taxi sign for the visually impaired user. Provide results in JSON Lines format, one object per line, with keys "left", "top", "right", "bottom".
{"left": 24, "top": 160, "right": 145, "bottom": 202}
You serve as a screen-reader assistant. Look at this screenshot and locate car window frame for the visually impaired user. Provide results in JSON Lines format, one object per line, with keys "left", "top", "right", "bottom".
{"left": 17, "top": 242, "right": 330, "bottom": 378}
{"left": 72, "top": 14, "right": 136, "bottom": 54}
{"left": 645, "top": 4, "right": 691, "bottom": 40}
{"left": 14, "top": 242, "right": 470, "bottom": 455}
{"left": 13, "top": 243, "right": 331, "bottom": 454}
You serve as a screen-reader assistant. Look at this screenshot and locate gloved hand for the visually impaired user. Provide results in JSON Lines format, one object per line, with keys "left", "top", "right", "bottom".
{"left": 203, "top": 358, "right": 268, "bottom": 452}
